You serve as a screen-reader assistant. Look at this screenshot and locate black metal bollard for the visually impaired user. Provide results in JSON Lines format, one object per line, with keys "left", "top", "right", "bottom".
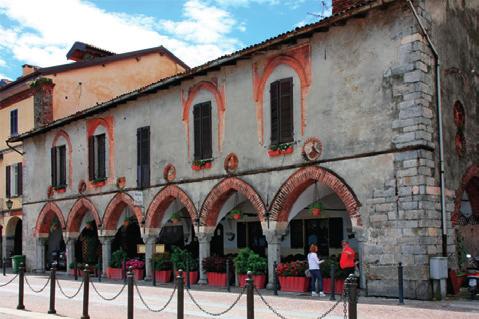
{"left": 81, "top": 264, "right": 90, "bottom": 319}
{"left": 330, "top": 262, "right": 336, "bottom": 301}
{"left": 48, "top": 263, "right": 57, "bottom": 314}
{"left": 127, "top": 267, "right": 134, "bottom": 319}
{"left": 123, "top": 256, "right": 127, "bottom": 283}
{"left": 226, "top": 260, "right": 231, "bottom": 292}
{"left": 347, "top": 275, "right": 358, "bottom": 319}
{"left": 177, "top": 270, "right": 184, "bottom": 319}
{"left": 246, "top": 271, "right": 254, "bottom": 319}
{"left": 17, "top": 263, "right": 25, "bottom": 310}
{"left": 2, "top": 257, "right": 6, "bottom": 276}
{"left": 97, "top": 260, "right": 102, "bottom": 283}
{"left": 186, "top": 259, "right": 191, "bottom": 290}
{"left": 398, "top": 262, "right": 404, "bottom": 305}
{"left": 273, "top": 261, "right": 278, "bottom": 296}
{"left": 151, "top": 258, "right": 156, "bottom": 287}
{"left": 74, "top": 261, "right": 78, "bottom": 281}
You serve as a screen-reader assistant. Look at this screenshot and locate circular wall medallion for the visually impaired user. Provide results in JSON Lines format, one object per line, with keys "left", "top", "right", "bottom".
{"left": 302, "top": 137, "right": 322, "bottom": 161}
{"left": 78, "top": 180, "right": 87, "bottom": 194}
{"left": 163, "top": 164, "right": 176, "bottom": 182}
{"left": 455, "top": 132, "right": 466, "bottom": 157}
{"left": 453, "top": 101, "right": 465, "bottom": 129}
{"left": 224, "top": 153, "right": 239, "bottom": 173}
{"left": 116, "top": 176, "right": 126, "bottom": 189}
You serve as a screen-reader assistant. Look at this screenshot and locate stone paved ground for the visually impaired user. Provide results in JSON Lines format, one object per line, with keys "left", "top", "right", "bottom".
{"left": 0, "top": 273, "right": 478, "bottom": 319}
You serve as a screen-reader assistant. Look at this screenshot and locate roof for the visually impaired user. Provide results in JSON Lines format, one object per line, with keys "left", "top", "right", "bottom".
{"left": 0, "top": 45, "right": 190, "bottom": 93}
{"left": 9, "top": 0, "right": 390, "bottom": 143}
{"left": 66, "top": 41, "right": 116, "bottom": 62}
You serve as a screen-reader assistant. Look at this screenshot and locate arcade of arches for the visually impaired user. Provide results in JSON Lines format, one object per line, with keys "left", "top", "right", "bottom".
{"left": 30, "top": 167, "right": 362, "bottom": 286}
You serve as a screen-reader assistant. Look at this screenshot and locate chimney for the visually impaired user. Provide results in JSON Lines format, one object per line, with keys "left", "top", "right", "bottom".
{"left": 332, "top": 0, "right": 364, "bottom": 14}
{"left": 22, "top": 64, "right": 38, "bottom": 76}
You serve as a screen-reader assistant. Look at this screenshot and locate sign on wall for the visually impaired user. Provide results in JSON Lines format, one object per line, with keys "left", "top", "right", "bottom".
{"left": 130, "top": 191, "right": 144, "bottom": 207}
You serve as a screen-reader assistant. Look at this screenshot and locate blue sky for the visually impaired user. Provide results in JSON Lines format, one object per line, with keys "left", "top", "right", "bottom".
{"left": 0, "top": 0, "right": 332, "bottom": 81}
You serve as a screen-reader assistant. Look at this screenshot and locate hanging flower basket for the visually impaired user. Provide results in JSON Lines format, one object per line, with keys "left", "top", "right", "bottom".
{"left": 309, "top": 202, "right": 323, "bottom": 217}
{"left": 169, "top": 211, "right": 182, "bottom": 224}
{"left": 228, "top": 209, "right": 243, "bottom": 220}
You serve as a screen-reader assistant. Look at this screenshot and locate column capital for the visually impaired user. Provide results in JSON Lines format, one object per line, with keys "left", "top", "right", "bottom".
{"left": 142, "top": 235, "right": 157, "bottom": 244}
{"left": 197, "top": 232, "right": 213, "bottom": 243}
{"left": 99, "top": 236, "right": 114, "bottom": 244}
{"left": 263, "top": 230, "right": 283, "bottom": 244}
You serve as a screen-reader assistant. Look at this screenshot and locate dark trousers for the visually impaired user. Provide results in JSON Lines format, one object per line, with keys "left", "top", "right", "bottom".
{"left": 310, "top": 269, "right": 323, "bottom": 292}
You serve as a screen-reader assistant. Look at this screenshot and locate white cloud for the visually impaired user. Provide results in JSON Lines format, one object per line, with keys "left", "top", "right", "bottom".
{"left": 0, "top": 57, "right": 6, "bottom": 67}
{"left": 0, "top": 0, "right": 244, "bottom": 71}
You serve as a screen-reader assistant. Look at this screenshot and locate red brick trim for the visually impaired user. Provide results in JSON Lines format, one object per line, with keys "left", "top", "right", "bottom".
{"left": 66, "top": 197, "right": 101, "bottom": 233}
{"left": 103, "top": 192, "right": 142, "bottom": 231}
{"left": 452, "top": 164, "right": 479, "bottom": 226}
{"left": 270, "top": 166, "right": 362, "bottom": 227}
{"left": 145, "top": 185, "right": 197, "bottom": 229}
{"left": 52, "top": 129, "right": 73, "bottom": 191}
{"left": 35, "top": 202, "right": 66, "bottom": 235}
{"left": 201, "top": 177, "right": 266, "bottom": 227}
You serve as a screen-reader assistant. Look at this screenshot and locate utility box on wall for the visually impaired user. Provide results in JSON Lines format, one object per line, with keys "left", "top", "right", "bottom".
{"left": 430, "top": 257, "right": 448, "bottom": 300}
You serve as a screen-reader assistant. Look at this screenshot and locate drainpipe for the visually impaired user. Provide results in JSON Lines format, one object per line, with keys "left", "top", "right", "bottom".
{"left": 406, "top": 0, "right": 447, "bottom": 257}
{"left": 6, "top": 140, "right": 24, "bottom": 156}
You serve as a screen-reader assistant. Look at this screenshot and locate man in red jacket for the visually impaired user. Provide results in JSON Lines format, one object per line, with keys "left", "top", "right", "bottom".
{"left": 340, "top": 240, "right": 356, "bottom": 277}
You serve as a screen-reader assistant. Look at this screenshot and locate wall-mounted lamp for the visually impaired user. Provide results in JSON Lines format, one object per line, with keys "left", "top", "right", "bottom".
{"left": 6, "top": 199, "right": 13, "bottom": 211}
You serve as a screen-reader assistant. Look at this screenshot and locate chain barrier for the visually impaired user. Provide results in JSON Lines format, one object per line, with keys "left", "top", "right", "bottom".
{"left": 24, "top": 275, "right": 50, "bottom": 293}
{"left": 56, "top": 279, "right": 84, "bottom": 299}
{"left": 90, "top": 280, "right": 127, "bottom": 301}
{"left": 186, "top": 286, "right": 246, "bottom": 317}
{"left": 0, "top": 274, "right": 18, "bottom": 287}
{"left": 134, "top": 280, "right": 177, "bottom": 313}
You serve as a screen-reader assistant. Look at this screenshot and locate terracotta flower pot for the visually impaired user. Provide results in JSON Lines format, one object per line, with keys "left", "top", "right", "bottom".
{"left": 132, "top": 269, "right": 144, "bottom": 281}
{"left": 311, "top": 208, "right": 321, "bottom": 217}
{"left": 268, "top": 149, "right": 280, "bottom": 157}
{"left": 232, "top": 213, "right": 241, "bottom": 220}
{"left": 207, "top": 272, "right": 227, "bottom": 287}
{"left": 107, "top": 267, "right": 123, "bottom": 280}
{"left": 282, "top": 146, "right": 294, "bottom": 154}
{"left": 155, "top": 270, "right": 172, "bottom": 283}
{"left": 278, "top": 276, "right": 309, "bottom": 292}
{"left": 192, "top": 165, "right": 201, "bottom": 171}
{"left": 175, "top": 271, "right": 199, "bottom": 284}
{"left": 238, "top": 274, "right": 267, "bottom": 289}
{"left": 203, "top": 162, "right": 212, "bottom": 169}
{"left": 323, "top": 278, "right": 345, "bottom": 294}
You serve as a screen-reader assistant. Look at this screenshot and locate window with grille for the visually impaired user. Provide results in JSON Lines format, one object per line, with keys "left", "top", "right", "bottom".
{"left": 270, "top": 78, "right": 294, "bottom": 145}
{"left": 6, "top": 163, "right": 22, "bottom": 197}
{"left": 193, "top": 102, "right": 212, "bottom": 160}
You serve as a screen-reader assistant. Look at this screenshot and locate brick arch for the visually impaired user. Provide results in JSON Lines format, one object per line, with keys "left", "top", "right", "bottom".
{"left": 201, "top": 177, "right": 266, "bottom": 227}
{"left": 181, "top": 80, "right": 226, "bottom": 157}
{"left": 452, "top": 164, "right": 479, "bottom": 226}
{"left": 145, "top": 185, "right": 197, "bottom": 229}
{"left": 253, "top": 47, "right": 311, "bottom": 144}
{"left": 270, "top": 166, "right": 362, "bottom": 227}
{"left": 103, "top": 192, "right": 143, "bottom": 231}
{"left": 35, "top": 202, "right": 66, "bottom": 235}
{"left": 66, "top": 198, "right": 101, "bottom": 233}
{"left": 52, "top": 129, "right": 73, "bottom": 189}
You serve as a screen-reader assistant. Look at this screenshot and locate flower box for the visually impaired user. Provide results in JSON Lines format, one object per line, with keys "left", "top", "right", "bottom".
{"left": 268, "top": 149, "right": 280, "bottom": 157}
{"left": 192, "top": 165, "right": 202, "bottom": 171}
{"left": 268, "top": 145, "right": 294, "bottom": 157}
{"left": 283, "top": 146, "right": 294, "bottom": 154}
{"left": 207, "top": 272, "right": 227, "bottom": 287}
{"left": 132, "top": 269, "right": 144, "bottom": 281}
{"left": 323, "top": 278, "right": 345, "bottom": 294}
{"left": 278, "top": 276, "right": 309, "bottom": 292}
{"left": 155, "top": 270, "right": 172, "bottom": 283}
{"left": 192, "top": 161, "right": 212, "bottom": 171}
{"left": 238, "top": 274, "right": 266, "bottom": 289}
{"left": 175, "top": 271, "right": 199, "bottom": 285}
{"left": 107, "top": 267, "right": 123, "bottom": 280}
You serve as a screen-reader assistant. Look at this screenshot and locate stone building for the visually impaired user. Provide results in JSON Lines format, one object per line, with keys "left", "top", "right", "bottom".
{"left": 9, "top": 0, "right": 478, "bottom": 299}
{"left": 0, "top": 42, "right": 188, "bottom": 263}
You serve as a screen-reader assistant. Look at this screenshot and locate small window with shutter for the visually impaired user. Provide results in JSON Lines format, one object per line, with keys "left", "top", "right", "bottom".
{"left": 137, "top": 126, "right": 150, "bottom": 188}
{"left": 88, "top": 133, "right": 107, "bottom": 181}
{"left": 51, "top": 145, "right": 67, "bottom": 188}
{"left": 10, "top": 109, "right": 18, "bottom": 136}
{"left": 6, "top": 163, "right": 22, "bottom": 197}
{"left": 193, "top": 102, "right": 212, "bottom": 161}
{"left": 270, "top": 78, "right": 294, "bottom": 146}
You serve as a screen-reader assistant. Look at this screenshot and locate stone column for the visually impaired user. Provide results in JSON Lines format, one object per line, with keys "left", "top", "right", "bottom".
{"left": 143, "top": 236, "right": 156, "bottom": 281}
{"left": 36, "top": 238, "right": 47, "bottom": 273}
{"left": 265, "top": 231, "right": 281, "bottom": 289}
{"left": 65, "top": 238, "right": 76, "bottom": 272}
{"left": 197, "top": 232, "right": 212, "bottom": 284}
{"left": 99, "top": 236, "right": 113, "bottom": 276}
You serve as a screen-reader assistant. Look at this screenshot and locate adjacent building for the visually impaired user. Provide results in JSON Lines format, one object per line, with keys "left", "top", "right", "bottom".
{"left": 8, "top": 0, "right": 479, "bottom": 299}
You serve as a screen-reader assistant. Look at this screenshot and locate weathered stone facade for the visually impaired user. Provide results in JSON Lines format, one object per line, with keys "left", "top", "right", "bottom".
{"left": 12, "top": 0, "right": 479, "bottom": 300}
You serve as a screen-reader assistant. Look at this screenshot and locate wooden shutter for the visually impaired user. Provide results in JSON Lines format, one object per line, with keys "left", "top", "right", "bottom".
{"left": 279, "top": 78, "right": 293, "bottom": 143}
{"left": 97, "top": 134, "right": 106, "bottom": 179}
{"left": 193, "top": 105, "right": 201, "bottom": 160}
{"left": 201, "top": 102, "right": 212, "bottom": 159}
{"left": 6, "top": 165, "right": 11, "bottom": 198}
{"left": 17, "top": 163, "right": 22, "bottom": 196}
{"left": 270, "top": 81, "right": 280, "bottom": 145}
{"left": 10, "top": 110, "right": 18, "bottom": 136}
{"left": 51, "top": 147, "right": 57, "bottom": 187}
{"left": 59, "top": 146, "right": 66, "bottom": 186}
{"left": 88, "top": 136, "right": 95, "bottom": 180}
{"left": 137, "top": 127, "right": 150, "bottom": 188}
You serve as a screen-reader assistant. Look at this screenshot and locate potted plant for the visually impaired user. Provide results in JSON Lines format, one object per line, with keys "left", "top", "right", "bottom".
{"left": 228, "top": 209, "right": 243, "bottom": 221}
{"left": 108, "top": 250, "right": 127, "bottom": 280}
{"left": 202, "top": 256, "right": 233, "bottom": 287}
{"left": 152, "top": 253, "right": 173, "bottom": 283}
{"left": 171, "top": 247, "right": 199, "bottom": 284}
{"left": 276, "top": 260, "right": 309, "bottom": 292}
{"left": 309, "top": 202, "right": 323, "bottom": 217}
{"left": 169, "top": 211, "right": 182, "bottom": 224}
{"left": 321, "top": 257, "right": 347, "bottom": 294}
{"left": 126, "top": 258, "right": 145, "bottom": 280}
{"left": 192, "top": 159, "right": 213, "bottom": 171}
{"left": 234, "top": 248, "right": 267, "bottom": 288}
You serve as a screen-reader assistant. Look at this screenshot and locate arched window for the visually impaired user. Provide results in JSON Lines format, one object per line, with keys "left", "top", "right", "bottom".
{"left": 193, "top": 101, "right": 213, "bottom": 161}
{"left": 270, "top": 77, "right": 294, "bottom": 145}
{"left": 51, "top": 130, "right": 72, "bottom": 190}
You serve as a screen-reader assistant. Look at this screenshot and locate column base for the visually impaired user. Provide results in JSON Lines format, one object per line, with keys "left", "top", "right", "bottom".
{"left": 198, "top": 278, "right": 208, "bottom": 285}
{"left": 266, "top": 283, "right": 275, "bottom": 290}
{"left": 144, "top": 276, "right": 152, "bottom": 281}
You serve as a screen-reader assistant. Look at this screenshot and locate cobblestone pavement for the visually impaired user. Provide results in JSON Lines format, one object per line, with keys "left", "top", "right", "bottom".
{"left": 0, "top": 273, "right": 478, "bottom": 319}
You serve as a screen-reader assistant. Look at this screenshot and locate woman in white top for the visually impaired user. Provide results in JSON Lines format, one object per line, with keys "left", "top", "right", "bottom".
{"left": 307, "top": 244, "right": 325, "bottom": 296}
